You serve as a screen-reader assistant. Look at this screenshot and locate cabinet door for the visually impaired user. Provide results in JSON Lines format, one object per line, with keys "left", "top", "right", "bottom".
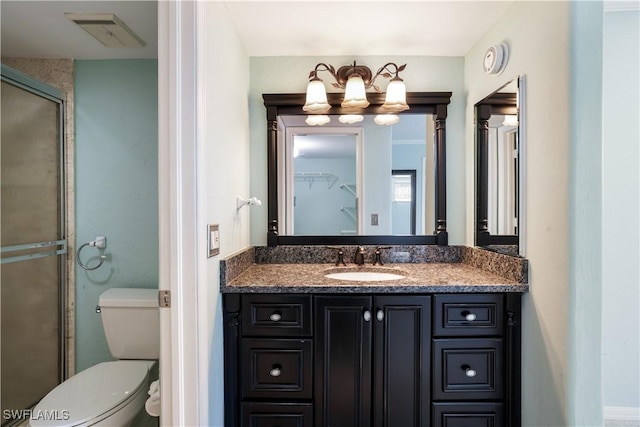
{"left": 373, "top": 295, "right": 431, "bottom": 427}
{"left": 315, "top": 296, "right": 372, "bottom": 427}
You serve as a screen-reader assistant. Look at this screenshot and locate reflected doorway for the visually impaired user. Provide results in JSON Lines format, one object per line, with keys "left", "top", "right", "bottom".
{"left": 391, "top": 170, "right": 416, "bottom": 235}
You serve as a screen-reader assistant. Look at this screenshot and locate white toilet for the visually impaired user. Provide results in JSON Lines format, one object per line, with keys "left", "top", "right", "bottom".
{"left": 30, "top": 288, "right": 160, "bottom": 427}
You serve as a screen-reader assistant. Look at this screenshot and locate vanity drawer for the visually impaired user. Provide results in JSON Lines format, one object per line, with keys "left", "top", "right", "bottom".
{"left": 242, "top": 295, "right": 312, "bottom": 337}
{"left": 432, "top": 402, "right": 504, "bottom": 427}
{"left": 433, "top": 294, "right": 504, "bottom": 337}
{"left": 242, "top": 339, "right": 313, "bottom": 399}
{"left": 433, "top": 338, "right": 504, "bottom": 401}
{"left": 241, "top": 402, "right": 313, "bottom": 427}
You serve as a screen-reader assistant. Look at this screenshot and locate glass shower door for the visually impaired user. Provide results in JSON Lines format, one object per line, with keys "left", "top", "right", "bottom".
{"left": 1, "top": 71, "right": 66, "bottom": 421}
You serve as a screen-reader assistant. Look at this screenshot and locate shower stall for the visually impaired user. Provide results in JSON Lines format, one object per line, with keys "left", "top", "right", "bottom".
{"left": 1, "top": 65, "right": 67, "bottom": 423}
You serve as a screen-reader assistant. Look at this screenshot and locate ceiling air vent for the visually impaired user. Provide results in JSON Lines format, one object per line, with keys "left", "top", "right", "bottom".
{"left": 65, "top": 13, "right": 146, "bottom": 48}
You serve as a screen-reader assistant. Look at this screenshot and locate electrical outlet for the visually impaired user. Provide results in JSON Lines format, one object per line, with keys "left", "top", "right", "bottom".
{"left": 208, "top": 224, "right": 220, "bottom": 257}
{"left": 371, "top": 214, "right": 379, "bottom": 226}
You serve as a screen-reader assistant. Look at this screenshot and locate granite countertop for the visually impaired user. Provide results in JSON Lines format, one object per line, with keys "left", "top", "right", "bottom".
{"left": 221, "top": 261, "right": 528, "bottom": 294}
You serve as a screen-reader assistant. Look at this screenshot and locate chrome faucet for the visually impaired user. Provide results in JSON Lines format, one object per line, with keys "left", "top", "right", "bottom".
{"left": 354, "top": 246, "right": 366, "bottom": 266}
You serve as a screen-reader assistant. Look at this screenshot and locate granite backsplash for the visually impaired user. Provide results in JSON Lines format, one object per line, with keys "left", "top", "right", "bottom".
{"left": 221, "top": 245, "right": 528, "bottom": 286}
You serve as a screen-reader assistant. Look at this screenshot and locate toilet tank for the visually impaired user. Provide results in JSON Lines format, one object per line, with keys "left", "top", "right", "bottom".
{"left": 99, "top": 288, "right": 160, "bottom": 359}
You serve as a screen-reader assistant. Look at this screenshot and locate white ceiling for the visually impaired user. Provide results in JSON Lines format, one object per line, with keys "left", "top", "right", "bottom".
{"left": 1, "top": 1, "right": 158, "bottom": 59}
{"left": 1, "top": 1, "right": 516, "bottom": 59}
{"left": 224, "top": 1, "right": 513, "bottom": 57}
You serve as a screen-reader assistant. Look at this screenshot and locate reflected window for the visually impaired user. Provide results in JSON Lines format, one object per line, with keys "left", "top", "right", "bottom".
{"left": 393, "top": 175, "right": 413, "bottom": 202}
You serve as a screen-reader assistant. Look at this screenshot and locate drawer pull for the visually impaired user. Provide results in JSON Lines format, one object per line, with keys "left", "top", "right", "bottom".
{"left": 376, "top": 310, "right": 384, "bottom": 322}
{"left": 364, "top": 310, "right": 371, "bottom": 322}
{"left": 269, "top": 366, "right": 282, "bottom": 377}
{"left": 269, "top": 312, "right": 282, "bottom": 322}
{"left": 462, "top": 365, "right": 477, "bottom": 378}
{"left": 462, "top": 311, "right": 477, "bottom": 321}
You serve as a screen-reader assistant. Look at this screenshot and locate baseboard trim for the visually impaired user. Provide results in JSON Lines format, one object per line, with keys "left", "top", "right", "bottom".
{"left": 604, "top": 406, "right": 640, "bottom": 421}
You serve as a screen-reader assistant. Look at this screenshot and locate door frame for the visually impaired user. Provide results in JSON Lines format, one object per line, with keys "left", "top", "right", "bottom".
{"left": 282, "top": 126, "right": 364, "bottom": 235}
{"left": 158, "top": 1, "right": 199, "bottom": 425}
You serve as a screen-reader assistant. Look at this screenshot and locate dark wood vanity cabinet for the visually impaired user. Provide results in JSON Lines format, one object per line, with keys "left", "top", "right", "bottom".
{"left": 223, "top": 293, "right": 521, "bottom": 427}
{"left": 315, "top": 295, "right": 430, "bottom": 427}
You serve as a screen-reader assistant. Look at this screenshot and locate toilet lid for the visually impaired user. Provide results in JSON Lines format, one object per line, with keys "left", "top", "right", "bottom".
{"left": 30, "top": 361, "right": 149, "bottom": 427}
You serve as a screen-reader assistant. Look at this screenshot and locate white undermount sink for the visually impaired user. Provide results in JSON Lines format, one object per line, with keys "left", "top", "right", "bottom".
{"left": 324, "top": 269, "right": 406, "bottom": 282}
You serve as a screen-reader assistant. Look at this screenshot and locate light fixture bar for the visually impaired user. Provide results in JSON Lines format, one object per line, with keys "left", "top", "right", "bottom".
{"left": 65, "top": 13, "right": 146, "bottom": 48}
{"left": 303, "top": 61, "right": 409, "bottom": 125}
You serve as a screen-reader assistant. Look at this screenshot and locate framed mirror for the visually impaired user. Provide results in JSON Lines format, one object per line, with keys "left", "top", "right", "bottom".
{"left": 264, "top": 92, "right": 451, "bottom": 246}
{"left": 474, "top": 76, "right": 526, "bottom": 256}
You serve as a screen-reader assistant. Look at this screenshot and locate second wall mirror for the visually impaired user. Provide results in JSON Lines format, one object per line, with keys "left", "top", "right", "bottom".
{"left": 474, "top": 76, "right": 526, "bottom": 256}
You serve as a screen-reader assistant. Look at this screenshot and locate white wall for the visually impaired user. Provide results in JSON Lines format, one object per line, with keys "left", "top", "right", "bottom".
{"left": 197, "top": 3, "right": 250, "bottom": 425}
{"left": 465, "top": 2, "right": 603, "bottom": 425}
{"left": 249, "top": 55, "right": 465, "bottom": 245}
{"left": 602, "top": 8, "right": 640, "bottom": 415}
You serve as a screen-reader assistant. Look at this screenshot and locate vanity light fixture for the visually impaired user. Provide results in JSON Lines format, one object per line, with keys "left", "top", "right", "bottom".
{"left": 303, "top": 61, "right": 410, "bottom": 122}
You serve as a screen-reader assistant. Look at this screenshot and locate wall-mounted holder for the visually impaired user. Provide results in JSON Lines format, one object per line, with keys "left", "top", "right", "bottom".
{"left": 77, "top": 235, "right": 107, "bottom": 271}
{"left": 236, "top": 196, "right": 262, "bottom": 211}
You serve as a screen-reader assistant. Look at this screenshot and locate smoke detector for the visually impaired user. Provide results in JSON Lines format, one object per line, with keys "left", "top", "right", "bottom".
{"left": 483, "top": 43, "right": 509, "bottom": 75}
{"left": 65, "top": 13, "right": 146, "bottom": 48}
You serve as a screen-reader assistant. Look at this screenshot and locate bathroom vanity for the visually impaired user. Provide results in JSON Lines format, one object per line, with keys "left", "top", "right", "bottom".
{"left": 221, "top": 246, "right": 527, "bottom": 427}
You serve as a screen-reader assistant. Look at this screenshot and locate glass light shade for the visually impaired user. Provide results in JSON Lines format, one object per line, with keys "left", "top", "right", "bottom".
{"left": 341, "top": 76, "right": 370, "bottom": 108}
{"left": 374, "top": 114, "right": 400, "bottom": 126}
{"left": 380, "top": 78, "right": 409, "bottom": 113}
{"left": 303, "top": 79, "right": 331, "bottom": 113}
{"left": 502, "top": 115, "right": 519, "bottom": 126}
{"left": 305, "top": 115, "right": 331, "bottom": 126}
{"left": 338, "top": 114, "right": 364, "bottom": 124}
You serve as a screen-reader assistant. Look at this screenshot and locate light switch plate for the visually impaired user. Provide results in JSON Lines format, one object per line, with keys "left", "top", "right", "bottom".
{"left": 371, "top": 213, "right": 379, "bottom": 226}
{"left": 208, "top": 224, "right": 220, "bottom": 257}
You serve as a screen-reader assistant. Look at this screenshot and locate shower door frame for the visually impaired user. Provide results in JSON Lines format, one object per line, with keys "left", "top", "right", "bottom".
{"left": 1, "top": 64, "right": 68, "bottom": 383}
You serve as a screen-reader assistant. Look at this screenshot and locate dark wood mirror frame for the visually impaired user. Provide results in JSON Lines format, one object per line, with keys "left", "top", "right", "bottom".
{"left": 475, "top": 92, "right": 519, "bottom": 246}
{"left": 263, "top": 91, "right": 452, "bottom": 246}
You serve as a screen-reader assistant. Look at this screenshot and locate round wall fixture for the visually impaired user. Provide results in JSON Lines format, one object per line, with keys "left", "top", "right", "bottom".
{"left": 483, "top": 43, "right": 509, "bottom": 75}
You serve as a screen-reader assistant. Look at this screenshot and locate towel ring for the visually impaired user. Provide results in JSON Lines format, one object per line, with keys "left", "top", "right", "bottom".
{"left": 76, "top": 241, "right": 107, "bottom": 271}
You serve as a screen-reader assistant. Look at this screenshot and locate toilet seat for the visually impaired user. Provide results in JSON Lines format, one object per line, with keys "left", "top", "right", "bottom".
{"left": 30, "top": 361, "right": 151, "bottom": 427}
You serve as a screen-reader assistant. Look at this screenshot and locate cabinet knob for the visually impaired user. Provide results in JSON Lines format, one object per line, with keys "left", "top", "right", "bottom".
{"left": 463, "top": 366, "right": 477, "bottom": 377}
{"left": 364, "top": 310, "right": 371, "bottom": 322}
{"left": 462, "top": 311, "right": 477, "bottom": 321}
{"left": 270, "top": 312, "right": 282, "bottom": 322}
{"left": 376, "top": 310, "right": 384, "bottom": 322}
{"left": 269, "top": 367, "right": 282, "bottom": 377}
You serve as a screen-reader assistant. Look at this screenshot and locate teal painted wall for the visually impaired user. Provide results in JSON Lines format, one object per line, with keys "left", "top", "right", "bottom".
{"left": 567, "top": 3, "right": 603, "bottom": 424}
{"left": 74, "top": 59, "right": 158, "bottom": 372}
{"left": 602, "top": 9, "right": 639, "bottom": 411}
